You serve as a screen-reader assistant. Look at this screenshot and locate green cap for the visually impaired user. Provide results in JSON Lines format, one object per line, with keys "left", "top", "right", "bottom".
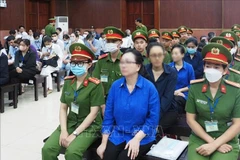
{"left": 49, "top": 17, "right": 56, "bottom": 21}
{"left": 202, "top": 43, "right": 232, "bottom": 65}
{"left": 69, "top": 43, "right": 96, "bottom": 61}
{"left": 233, "top": 30, "right": 240, "bottom": 41}
{"left": 148, "top": 29, "right": 160, "bottom": 38}
{"left": 210, "top": 36, "right": 234, "bottom": 50}
{"left": 103, "top": 26, "right": 125, "bottom": 40}
{"left": 171, "top": 30, "right": 181, "bottom": 38}
{"left": 231, "top": 24, "right": 240, "bottom": 31}
{"left": 187, "top": 28, "right": 193, "bottom": 34}
{"left": 162, "top": 32, "right": 173, "bottom": 40}
{"left": 219, "top": 31, "right": 238, "bottom": 45}
{"left": 132, "top": 29, "right": 148, "bottom": 42}
{"left": 177, "top": 26, "right": 188, "bottom": 33}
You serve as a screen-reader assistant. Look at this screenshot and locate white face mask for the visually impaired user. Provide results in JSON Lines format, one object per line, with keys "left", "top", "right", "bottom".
{"left": 52, "top": 37, "right": 58, "bottom": 41}
{"left": 45, "top": 45, "right": 52, "bottom": 49}
{"left": 105, "top": 43, "right": 119, "bottom": 53}
{"left": 238, "top": 41, "right": 240, "bottom": 47}
{"left": 230, "top": 47, "right": 237, "bottom": 55}
{"left": 70, "top": 37, "right": 76, "bottom": 42}
{"left": 83, "top": 34, "right": 87, "bottom": 38}
{"left": 204, "top": 68, "right": 222, "bottom": 83}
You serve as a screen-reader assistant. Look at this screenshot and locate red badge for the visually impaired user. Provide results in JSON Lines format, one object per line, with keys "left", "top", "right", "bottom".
{"left": 202, "top": 84, "right": 208, "bottom": 93}
{"left": 221, "top": 84, "right": 226, "bottom": 94}
{"left": 83, "top": 79, "right": 89, "bottom": 87}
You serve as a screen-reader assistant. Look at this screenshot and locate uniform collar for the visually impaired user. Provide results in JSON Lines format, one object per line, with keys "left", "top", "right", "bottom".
{"left": 141, "top": 50, "right": 147, "bottom": 57}
{"left": 107, "top": 51, "right": 122, "bottom": 62}
{"left": 202, "top": 79, "right": 226, "bottom": 100}
{"left": 71, "top": 74, "right": 91, "bottom": 91}
{"left": 119, "top": 75, "right": 144, "bottom": 89}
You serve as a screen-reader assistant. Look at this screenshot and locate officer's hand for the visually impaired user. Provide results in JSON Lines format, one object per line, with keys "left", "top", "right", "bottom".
{"left": 125, "top": 138, "right": 140, "bottom": 160}
{"left": 62, "top": 134, "right": 76, "bottom": 148}
{"left": 196, "top": 143, "right": 218, "bottom": 156}
{"left": 217, "top": 144, "right": 232, "bottom": 153}
{"left": 59, "top": 130, "right": 69, "bottom": 146}
{"left": 97, "top": 143, "right": 107, "bottom": 159}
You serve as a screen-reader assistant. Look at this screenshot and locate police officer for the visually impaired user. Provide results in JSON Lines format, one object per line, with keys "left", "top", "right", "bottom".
{"left": 210, "top": 36, "right": 240, "bottom": 83}
{"left": 148, "top": 29, "right": 161, "bottom": 43}
{"left": 177, "top": 26, "right": 189, "bottom": 45}
{"left": 42, "top": 43, "right": 105, "bottom": 160}
{"left": 45, "top": 18, "right": 56, "bottom": 37}
{"left": 132, "top": 29, "right": 149, "bottom": 65}
{"left": 171, "top": 30, "right": 181, "bottom": 46}
{"left": 186, "top": 43, "right": 240, "bottom": 160}
{"left": 161, "top": 31, "right": 173, "bottom": 64}
{"left": 187, "top": 28, "right": 193, "bottom": 37}
{"left": 135, "top": 18, "right": 148, "bottom": 32}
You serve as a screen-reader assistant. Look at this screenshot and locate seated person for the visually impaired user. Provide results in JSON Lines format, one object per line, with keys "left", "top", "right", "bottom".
{"left": 184, "top": 38, "right": 204, "bottom": 79}
{"left": 31, "top": 32, "right": 42, "bottom": 52}
{"left": 52, "top": 32, "right": 64, "bottom": 51}
{"left": 186, "top": 43, "right": 240, "bottom": 160}
{"left": 145, "top": 42, "right": 178, "bottom": 131}
{"left": 0, "top": 49, "right": 9, "bottom": 86}
{"left": 42, "top": 43, "right": 105, "bottom": 160}
{"left": 6, "top": 36, "right": 18, "bottom": 69}
{"left": 169, "top": 44, "right": 195, "bottom": 113}
{"left": 97, "top": 49, "right": 160, "bottom": 160}
{"left": 40, "top": 36, "right": 63, "bottom": 94}
{"left": 9, "top": 39, "right": 37, "bottom": 84}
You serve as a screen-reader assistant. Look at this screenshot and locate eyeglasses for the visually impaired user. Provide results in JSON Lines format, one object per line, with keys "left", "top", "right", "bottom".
{"left": 119, "top": 61, "right": 137, "bottom": 65}
{"left": 70, "top": 61, "right": 89, "bottom": 67}
{"left": 149, "top": 54, "right": 163, "bottom": 58}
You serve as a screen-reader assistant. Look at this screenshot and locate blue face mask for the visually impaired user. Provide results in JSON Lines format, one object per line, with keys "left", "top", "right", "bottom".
{"left": 187, "top": 48, "right": 196, "bottom": 54}
{"left": 70, "top": 65, "right": 87, "bottom": 77}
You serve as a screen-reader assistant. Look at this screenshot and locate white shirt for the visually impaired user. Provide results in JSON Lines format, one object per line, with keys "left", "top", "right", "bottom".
{"left": 42, "top": 43, "right": 63, "bottom": 68}
{"left": 99, "top": 37, "right": 107, "bottom": 52}
{"left": 121, "top": 36, "right": 133, "bottom": 48}
{"left": 53, "top": 39, "right": 64, "bottom": 52}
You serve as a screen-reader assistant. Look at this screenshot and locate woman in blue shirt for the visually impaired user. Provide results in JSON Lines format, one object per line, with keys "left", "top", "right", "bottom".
{"left": 169, "top": 44, "right": 195, "bottom": 113}
{"left": 97, "top": 49, "right": 160, "bottom": 160}
{"left": 145, "top": 42, "right": 178, "bottom": 132}
{"left": 184, "top": 38, "right": 204, "bottom": 79}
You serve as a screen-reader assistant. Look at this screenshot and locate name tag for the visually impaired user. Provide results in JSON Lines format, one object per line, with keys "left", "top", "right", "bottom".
{"left": 19, "top": 62, "right": 23, "bottom": 67}
{"left": 205, "top": 120, "right": 219, "bottom": 132}
{"left": 196, "top": 99, "right": 207, "bottom": 105}
{"left": 71, "top": 102, "right": 79, "bottom": 114}
{"left": 100, "top": 75, "right": 108, "bottom": 83}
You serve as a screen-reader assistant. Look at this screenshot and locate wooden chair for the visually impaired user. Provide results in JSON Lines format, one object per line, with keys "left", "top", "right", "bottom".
{"left": 51, "top": 69, "right": 67, "bottom": 92}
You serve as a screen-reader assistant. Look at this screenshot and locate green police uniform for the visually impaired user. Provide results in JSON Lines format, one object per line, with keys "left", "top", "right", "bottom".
{"left": 136, "top": 24, "right": 148, "bottom": 32}
{"left": 42, "top": 43, "right": 105, "bottom": 160}
{"left": 171, "top": 30, "right": 181, "bottom": 39}
{"left": 92, "top": 52, "right": 122, "bottom": 96}
{"left": 132, "top": 29, "right": 150, "bottom": 65}
{"left": 162, "top": 31, "right": 173, "bottom": 64}
{"left": 186, "top": 43, "right": 240, "bottom": 160}
{"left": 45, "top": 18, "right": 56, "bottom": 37}
{"left": 92, "top": 26, "right": 125, "bottom": 96}
{"left": 148, "top": 29, "right": 160, "bottom": 39}
{"left": 231, "top": 24, "right": 240, "bottom": 31}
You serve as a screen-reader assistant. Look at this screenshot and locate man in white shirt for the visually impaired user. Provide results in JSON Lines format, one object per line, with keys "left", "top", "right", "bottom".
{"left": 99, "top": 32, "right": 107, "bottom": 53}
{"left": 18, "top": 25, "right": 29, "bottom": 39}
{"left": 121, "top": 29, "right": 133, "bottom": 52}
{"left": 56, "top": 27, "right": 63, "bottom": 40}
{"left": 51, "top": 32, "right": 64, "bottom": 52}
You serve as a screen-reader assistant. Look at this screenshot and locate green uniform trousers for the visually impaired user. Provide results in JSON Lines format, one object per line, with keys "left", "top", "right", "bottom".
{"left": 42, "top": 127, "right": 98, "bottom": 160}
{"left": 188, "top": 136, "right": 239, "bottom": 160}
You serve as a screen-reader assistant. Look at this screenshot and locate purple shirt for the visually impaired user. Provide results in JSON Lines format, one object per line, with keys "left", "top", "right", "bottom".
{"left": 30, "top": 45, "right": 39, "bottom": 61}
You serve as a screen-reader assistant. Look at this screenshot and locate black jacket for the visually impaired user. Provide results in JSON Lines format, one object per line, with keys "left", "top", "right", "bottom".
{"left": 0, "top": 53, "right": 9, "bottom": 85}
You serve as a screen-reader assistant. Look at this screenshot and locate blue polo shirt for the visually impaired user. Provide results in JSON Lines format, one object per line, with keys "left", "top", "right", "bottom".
{"left": 102, "top": 75, "right": 160, "bottom": 145}
{"left": 184, "top": 51, "right": 204, "bottom": 79}
{"left": 169, "top": 61, "right": 195, "bottom": 99}
{"left": 145, "top": 63, "right": 178, "bottom": 114}
{"left": 84, "top": 39, "right": 101, "bottom": 56}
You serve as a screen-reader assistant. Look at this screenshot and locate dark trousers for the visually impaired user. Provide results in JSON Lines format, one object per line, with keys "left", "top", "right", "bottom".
{"left": 103, "top": 140, "right": 153, "bottom": 160}
{"left": 159, "top": 111, "right": 178, "bottom": 132}
{"left": 171, "top": 96, "right": 186, "bottom": 114}
{"left": 9, "top": 69, "right": 35, "bottom": 84}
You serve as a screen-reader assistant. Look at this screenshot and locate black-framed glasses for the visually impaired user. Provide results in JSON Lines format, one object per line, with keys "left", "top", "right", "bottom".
{"left": 70, "top": 61, "right": 89, "bottom": 67}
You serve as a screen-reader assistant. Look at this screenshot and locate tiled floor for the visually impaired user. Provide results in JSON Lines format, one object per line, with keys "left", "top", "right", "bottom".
{"left": 1, "top": 85, "right": 66, "bottom": 160}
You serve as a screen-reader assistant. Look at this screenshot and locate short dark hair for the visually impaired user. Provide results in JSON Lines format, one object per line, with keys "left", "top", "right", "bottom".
{"left": 33, "top": 32, "right": 40, "bottom": 39}
{"left": 72, "top": 32, "right": 79, "bottom": 38}
{"left": 171, "top": 44, "right": 185, "bottom": 55}
{"left": 51, "top": 32, "right": 58, "bottom": 36}
{"left": 147, "top": 42, "right": 165, "bottom": 56}
{"left": 19, "top": 25, "right": 25, "bottom": 29}
{"left": 148, "top": 37, "right": 158, "bottom": 44}
{"left": 43, "top": 36, "right": 52, "bottom": 43}
{"left": 7, "top": 35, "right": 15, "bottom": 42}
{"left": 185, "top": 37, "right": 198, "bottom": 46}
{"left": 9, "top": 29, "right": 16, "bottom": 35}
{"left": 63, "top": 34, "right": 70, "bottom": 39}
{"left": 135, "top": 18, "right": 142, "bottom": 23}
{"left": 20, "top": 39, "right": 30, "bottom": 46}
{"left": 86, "top": 33, "right": 94, "bottom": 40}
{"left": 56, "top": 27, "right": 62, "bottom": 32}
{"left": 100, "top": 32, "right": 105, "bottom": 38}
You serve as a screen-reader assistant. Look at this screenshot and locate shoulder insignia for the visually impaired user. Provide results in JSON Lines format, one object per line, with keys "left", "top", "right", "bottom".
{"left": 220, "top": 84, "right": 226, "bottom": 94}
{"left": 235, "top": 57, "right": 240, "bottom": 62}
{"left": 64, "top": 75, "right": 75, "bottom": 80}
{"left": 202, "top": 84, "right": 208, "bottom": 93}
{"left": 98, "top": 54, "right": 108, "bottom": 60}
{"left": 229, "top": 68, "right": 240, "bottom": 75}
{"left": 190, "top": 78, "right": 205, "bottom": 84}
{"left": 83, "top": 79, "right": 89, "bottom": 87}
{"left": 89, "top": 77, "right": 100, "bottom": 85}
{"left": 224, "top": 79, "right": 240, "bottom": 88}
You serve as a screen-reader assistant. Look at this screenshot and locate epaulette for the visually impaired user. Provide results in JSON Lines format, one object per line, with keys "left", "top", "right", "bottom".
{"left": 235, "top": 57, "right": 240, "bottom": 62}
{"left": 88, "top": 77, "right": 100, "bottom": 85}
{"left": 224, "top": 79, "right": 240, "bottom": 88}
{"left": 190, "top": 78, "right": 205, "bottom": 84}
{"left": 229, "top": 68, "right": 240, "bottom": 75}
{"left": 64, "top": 75, "right": 75, "bottom": 80}
{"left": 98, "top": 53, "right": 108, "bottom": 60}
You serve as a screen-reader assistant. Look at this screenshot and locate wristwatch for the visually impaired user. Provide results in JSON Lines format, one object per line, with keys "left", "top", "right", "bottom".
{"left": 73, "top": 131, "right": 79, "bottom": 137}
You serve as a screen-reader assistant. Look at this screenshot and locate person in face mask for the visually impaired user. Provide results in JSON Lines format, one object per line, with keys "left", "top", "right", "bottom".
{"left": 9, "top": 39, "right": 37, "bottom": 84}
{"left": 132, "top": 29, "right": 149, "bottom": 65}
{"left": 177, "top": 26, "right": 189, "bottom": 45}
{"left": 184, "top": 37, "right": 204, "bottom": 79}
{"left": 51, "top": 32, "right": 64, "bottom": 52}
{"left": 40, "top": 36, "right": 63, "bottom": 94}
{"left": 92, "top": 26, "right": 124, "bottom": 99}
{"left": 42, "top": 43, "right": 105, "bottom": 160}
{"left": 186, "top": 43, "right": 240, "bottom": 160}
{"left": 31, "top": 32, "right": 42, "bottom": 51}
{"left": 70, "top": 32, "right": 84, "bottom": 45}
{"left": 161, "top": 31, "right": 174, "bottom": 64}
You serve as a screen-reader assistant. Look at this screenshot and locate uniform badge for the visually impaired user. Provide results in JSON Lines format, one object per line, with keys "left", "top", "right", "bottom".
{"left": 136, "top": 32, "right": 141, "bottom": 36}
{"left": 211, "top": 48, "right": 220, "bottom": 55}
{"left": 216, "top": 40, "right": 223, "bottom": 45}
{"left": 108, "top": 30, "right": 113, "bottom": 34}
{"left": 226, "top": 33, "right": 231, "bottom": 38}
{"left": 151, "top": 30, "right": 156, "bottom": 34}
{"left": 74, "top": 46, "right": 81, "bottom": 51}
